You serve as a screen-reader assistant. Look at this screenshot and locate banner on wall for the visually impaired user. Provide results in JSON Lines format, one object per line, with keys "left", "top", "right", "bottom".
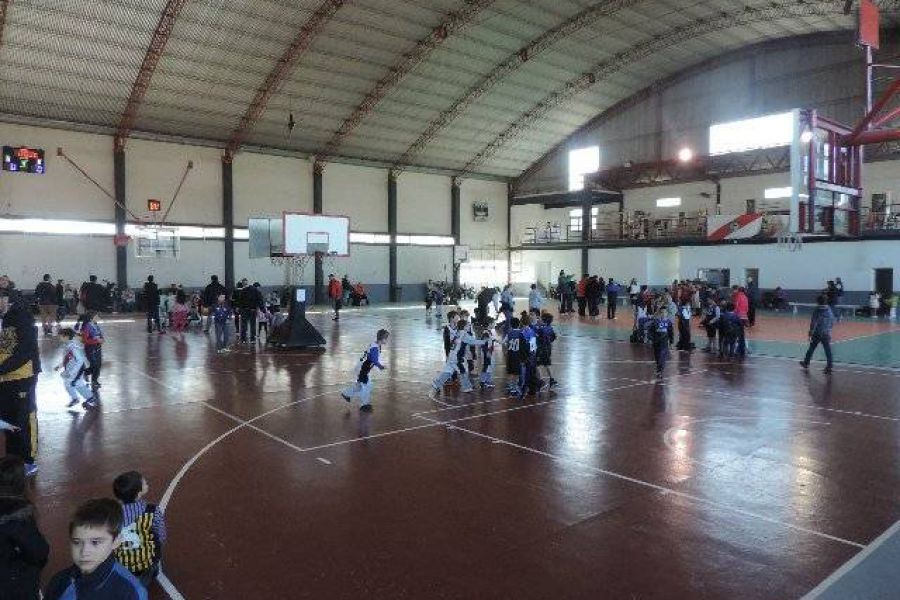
{"left": 706, "top": 214, "right": 790, "bottom": 241}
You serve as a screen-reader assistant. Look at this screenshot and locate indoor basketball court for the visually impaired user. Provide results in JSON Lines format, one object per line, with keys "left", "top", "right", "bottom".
{"left": 1, "top": 0, "right": 899, "bottom": 599}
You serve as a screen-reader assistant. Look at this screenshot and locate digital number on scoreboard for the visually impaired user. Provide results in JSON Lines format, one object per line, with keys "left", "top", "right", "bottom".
{"left": 2, "top": 146, "right": 46, "bottom": 174}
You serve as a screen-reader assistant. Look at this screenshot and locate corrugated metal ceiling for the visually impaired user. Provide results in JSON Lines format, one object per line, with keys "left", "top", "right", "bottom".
{"left": 0, "top": 0, "right": 893, "bottom": 179}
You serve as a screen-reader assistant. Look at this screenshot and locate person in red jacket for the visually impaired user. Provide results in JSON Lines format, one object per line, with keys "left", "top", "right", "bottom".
{"left": 328, "top": 274, "right": 342, "bottom": 321}
{"left": 731, "top": 286, "right": 750, "bottom": 355}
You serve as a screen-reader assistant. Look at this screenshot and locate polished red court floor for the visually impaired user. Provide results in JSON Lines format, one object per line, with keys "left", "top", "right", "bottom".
{"left": 24, "top": 307, "right": 900, "bottom": 599}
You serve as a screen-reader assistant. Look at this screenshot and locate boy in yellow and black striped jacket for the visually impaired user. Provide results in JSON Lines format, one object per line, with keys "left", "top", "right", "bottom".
{"left": 113, "top": 471, "right": 167, "bottom": 588}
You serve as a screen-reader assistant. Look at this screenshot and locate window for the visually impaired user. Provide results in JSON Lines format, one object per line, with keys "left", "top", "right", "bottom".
{"left": 709, "top": 111, "right": 794, "bottom": 155}
{"left": 656, "top": 197, "right": 681, "bottom": 208}
{"left": 568, "top": 146, "right": 600, "bottom": 191}
{"left": 350, "top": 232, "right": 391, "bottom": 244}
{"left": 0, "top": 218, "right": 115, "bottom": 235}
{"left": 568, "top": 207, "right": 599, "bottom": 233}
{"left": 459, "top": 260, "right": 509, "bottom": 288}
{"left": 764, "top": 186, "right": 792, "bottom": 199}
{"left": 394, "top": 234, "right": 455, "bottom": 246}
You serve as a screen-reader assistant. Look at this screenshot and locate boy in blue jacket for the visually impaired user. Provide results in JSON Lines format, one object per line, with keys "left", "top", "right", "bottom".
{"left": 44, "top": 498, "right": 147, "bottom": 600}
{"left": 800, "top": 295, "right": 835, "bottom": 373}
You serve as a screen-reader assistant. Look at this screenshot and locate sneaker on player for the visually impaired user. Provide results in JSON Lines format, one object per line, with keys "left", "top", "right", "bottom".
{"left": 24, "top": 463, "right": 38, "bottom": 478}
{"left": 359, "top": 404, "right": 373, "bottom": 412}
{"left": 341, "top": 391, "right": 352, "bottom": 402}
{"left": 428, "top": 387, "right": 439, "bottom": 400}
{"left": 82, "top": 397, "right": 98, "bottom": 410}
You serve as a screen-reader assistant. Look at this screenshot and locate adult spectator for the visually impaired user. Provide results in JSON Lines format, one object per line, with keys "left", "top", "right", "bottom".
{"left": 800, "top": 295, "right": 834, "bottom": 373}
{"left": 240, "top": 282, "right": 264, "bottom": 342}
{"left": 576, "top": 274, "right": 588, "bottom": 316}
{"left": 352, "top": 282, "right": 370, "bottom": 307}
{"left": 202, "top": 275, "right": 227, "bottom": 332}
{"left": 341, "top": 275, "right": 353, "bottom": 306}
{"left": 328, "top": 274, "right": 342, "bottom": 322}
{"left": 34, "top": 275, "right": 57, "bottom": 336}
{"left": 628, "top": 278, "right": 640, "bottom": 305}
{"left": 746, "top": 276, "right": 758, "bottom": 327}
{"left": 143, "top": 276, "right": 163, "bottom": 334}
{"left": 606, "top": 278, "right": 621, "bottom": 320}
{"left": 55, "top": 279, "right": 66, "bottom": 322}
{"left": 0, "top": 290, "right": 39, "bottom": 477}
{"left": 586, "top": 275, "right": 600, "bottom": 318}
{"left": 79, "top": 275, "right": 106, "bottom": 325}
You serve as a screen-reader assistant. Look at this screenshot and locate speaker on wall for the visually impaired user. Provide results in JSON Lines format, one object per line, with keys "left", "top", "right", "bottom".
{"left": 473, "top": 201, "right": 489, "bottom": 221}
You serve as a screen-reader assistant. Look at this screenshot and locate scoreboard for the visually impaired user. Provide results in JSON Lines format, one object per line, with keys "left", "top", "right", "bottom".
{"left": 2, "top": 146, "right": 46, "bottom": 174}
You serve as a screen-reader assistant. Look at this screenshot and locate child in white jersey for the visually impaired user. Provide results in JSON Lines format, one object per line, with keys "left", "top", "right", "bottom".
{"left": 54, "top": 328, "right": 97, "bottom": 409}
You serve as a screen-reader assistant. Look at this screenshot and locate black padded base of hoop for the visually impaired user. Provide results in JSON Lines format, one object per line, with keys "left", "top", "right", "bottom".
{"left": 269, "top": 287, "right": 326, "bottom": 349}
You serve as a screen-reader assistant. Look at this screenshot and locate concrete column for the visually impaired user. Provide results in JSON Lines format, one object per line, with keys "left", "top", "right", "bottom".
{"left": 313, "top": 162, "right": 325, "bottom": 305}
{"left": 388, "top": 171, "right": 398, "bottom": 302}
{"left": 222, "top": 159, "right": 234, "bottom": 290}
{"left": 451, "top": 177, "right": 461, "bottom": 287}
{"left": 581, "top": 194, "right": 591, "bottom": 275}
{"left": 113, "top": 149, "right": 127, "bottom": 290}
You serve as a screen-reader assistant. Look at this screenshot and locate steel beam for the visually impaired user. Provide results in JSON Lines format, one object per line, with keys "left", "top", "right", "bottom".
{"left": 224, "top": 0, "right": 344, "bottom": 162}
{"left": 389, "top": 0, "right": 641, "bottom": 174}
{"left": 114, "top": 0, "right": 188, "bottom": 152}
{"left": 461, "top": 0, "right": 842, "bottom": 177}
{"left": 316, "top": 0, "right": 495, "bottom": 168}
{"left": 451, "top": 177, "right": 461, "bottom": 288}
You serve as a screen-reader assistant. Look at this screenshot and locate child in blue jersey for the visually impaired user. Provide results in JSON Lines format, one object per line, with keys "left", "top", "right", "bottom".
{"left": 719, "top": 302, "right": 742, "bottom": 358}
{"left": 80, "top": 312, "right": 104, "bottom": 391}
{"left": 519, "top": 314, "right": 540, "bottom": 394}
{"left": 535, "top": 313, "right": 558, "bottom": 390}
{"left": 479, "top": 328, "right": 497, "bottom": 389}
{"left": 342, "top": 329, "right": 389, "bottom": 412}
{"left": 429, "top": 320, "right": 484, "bottom": 398}
{"left": 212, "top": 294, "right": 233, "bottom": 353}
{"left": 649, "top": 307, "right": 674, "bottom": 376}
{"left": 503, "top": 317, "right": 526, "bottom": 396}
{"left": 44, "top": 499, "right": 147, "bottom": 600}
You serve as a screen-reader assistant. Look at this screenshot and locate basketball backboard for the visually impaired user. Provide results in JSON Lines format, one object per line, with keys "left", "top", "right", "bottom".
{"left": 248, "top": 213, "right": 350, "bottom": 258}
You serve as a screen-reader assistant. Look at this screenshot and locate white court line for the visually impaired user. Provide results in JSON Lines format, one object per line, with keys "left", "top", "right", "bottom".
{"left": 665, "top": 383, "right": 900, "bottom": 423}
{"left": 316, "top": 457, "right": 332, "bottom": 465}
{"left": 799, "top": 517, "right": 900, "bottom": 599}
{"left": 412, "top": 413, "right": 865, "bottom": 550}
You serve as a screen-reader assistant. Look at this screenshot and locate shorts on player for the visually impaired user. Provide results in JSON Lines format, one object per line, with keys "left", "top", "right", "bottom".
{"left": 536, "top": 349, "right": 552, "bottom": 366}
{"left": 506, "top": 358, "right": 521, "bottom": 376}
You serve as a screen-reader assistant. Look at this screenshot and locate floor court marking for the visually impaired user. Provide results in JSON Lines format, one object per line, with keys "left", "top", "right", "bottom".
{"left": 411, "top": 413, "right": 865, "bottom": 550}
{"left": 664, "top": 383, "right": 900, "bottom": 423}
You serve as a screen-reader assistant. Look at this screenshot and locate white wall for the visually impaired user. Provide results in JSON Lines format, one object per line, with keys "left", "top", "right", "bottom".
{"left": 679, "top": 241, "right": 900, "bottom": 292}
{"left": 233, "top": 153, "right": 312, "bottom": 226}
{"left": 0, "top": 123, "right": 114, "bottom": 220}
{"left": 0, "top": 234, "right": 116, "bottom": 288}
{"left": 130, "top": 239, "right": 226, "bottom": 289}
{"left": 398, "top": 246, "right": 453, "bottom": 284}
{"left": 397, "top": 171, "right": 450, "bottom": 235}
{"left": 513, "top": 249, "right": 581, "bottom": 287}
{"left": 126, "top": 139, "right": 222, "bottom": 224}
{"left": 323, "top": 162, "right": 387, "bottom": 232}
{"left": 325, "top": 244, "right": 390, "bottom": 284}
{"left": 589, "top": 247, "right": 649, "bottom": 284}
{"left": 459, "top": 178, "right": 507, "bottom": 249}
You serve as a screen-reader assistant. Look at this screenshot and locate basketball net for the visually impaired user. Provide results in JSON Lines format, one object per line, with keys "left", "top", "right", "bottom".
{"left": 270, "top": 254, "right": 312, "bottom": 286}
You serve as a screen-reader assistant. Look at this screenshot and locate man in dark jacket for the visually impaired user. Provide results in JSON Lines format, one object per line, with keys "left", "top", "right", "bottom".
{"left": 0, "top": 455, "right": 49, "bottom": 600}
{"left": 81, "top": 275, "right": 106, "bottom": 312}
{"left": 202, "top": 275, "right": 227, "bottom": 332}
{"left": 240, "top": 283, "right": 264, "bottom": 343}
{"left": 35, "top": 274, "right": 57, "bottom": 336}
{"left": 142, "top": 276, "right": 163, "bottom": 334}
{"left": 0, "top": 291, "right": 39, "bottom": 476}
{"left": 800, "top": 295, "right": 834, "bottom": 373}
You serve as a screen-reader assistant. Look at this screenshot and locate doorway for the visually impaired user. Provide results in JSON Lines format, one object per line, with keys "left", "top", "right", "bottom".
{"left": 874, "top": 268, "right": 893, "bottom": 296}
{"left": 744, "top": 268, "right": 759, "bottom": 289}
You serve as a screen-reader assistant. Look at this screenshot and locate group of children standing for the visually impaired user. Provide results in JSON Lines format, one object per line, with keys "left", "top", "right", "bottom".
{"left": 427, "top": 308, "right": 558, "bottom": 399}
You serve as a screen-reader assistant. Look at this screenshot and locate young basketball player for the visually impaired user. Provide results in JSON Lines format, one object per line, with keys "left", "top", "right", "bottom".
{"left": 429, "top": 320, "right": 484, "bottom": 398}
{"left": 54, "top": 328, "right": 97, "bottom": 409}
{"left": 479, "top": 328, "right": 497, "bottom": 389}
{"left": 535, "top": 313, "right": 558, "bottom": 390}
{"left": 503, "top": 317, "right": 525, "bottom": 396}
{"left": 341, "top": 329, "right": 390, "bottom": 412}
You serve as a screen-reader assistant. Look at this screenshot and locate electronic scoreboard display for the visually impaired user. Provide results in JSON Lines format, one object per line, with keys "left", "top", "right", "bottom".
{"left": 2, "top": 146, "right": 46, "bottom": 174}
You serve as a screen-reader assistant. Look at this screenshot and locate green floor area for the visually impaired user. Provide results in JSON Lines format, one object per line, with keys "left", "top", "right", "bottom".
{"left": 555, "top": 321, "right": 900, "bottom": 369}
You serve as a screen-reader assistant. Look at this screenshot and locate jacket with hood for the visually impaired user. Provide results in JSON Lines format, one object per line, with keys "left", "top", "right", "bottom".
{"left": 0, "top": 497, "right": 49, "bottom": 600}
